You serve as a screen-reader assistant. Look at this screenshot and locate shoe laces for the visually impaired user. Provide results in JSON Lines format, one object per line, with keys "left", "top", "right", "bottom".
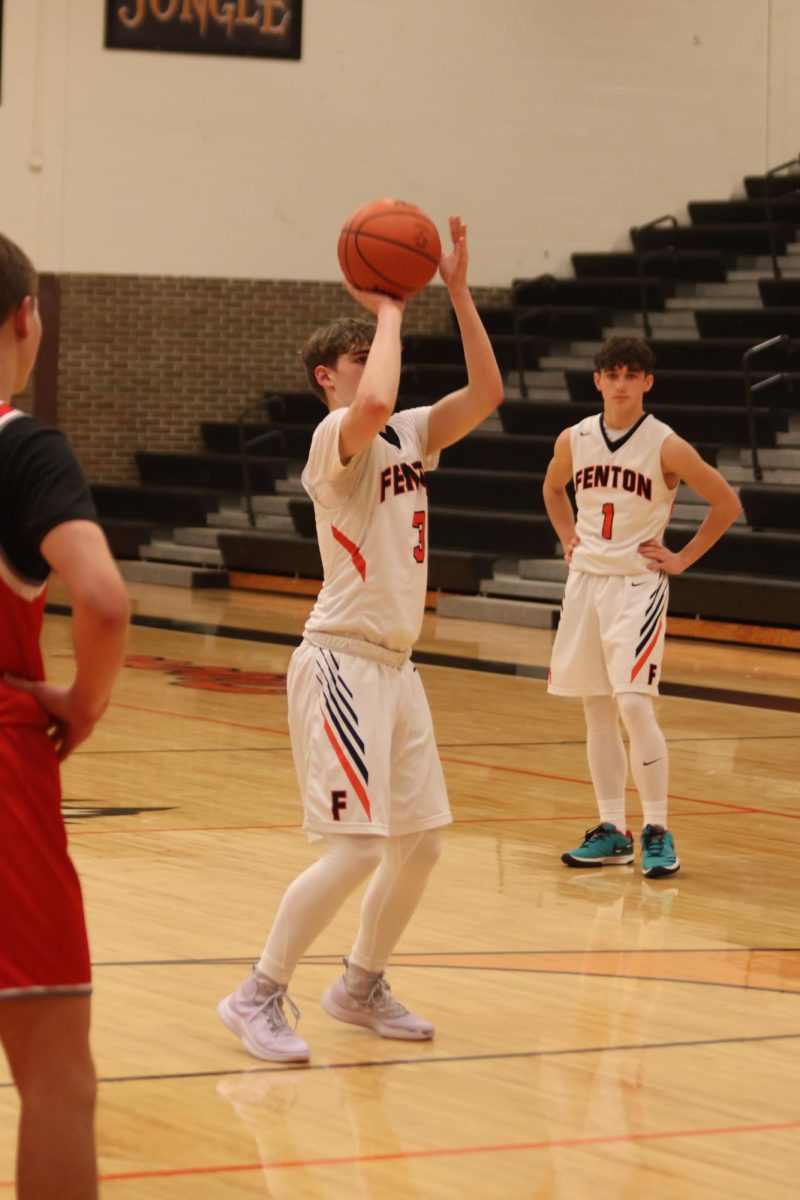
{"left": 364, "top": 975, "right": 409, "bottom": 1019}
{"left": 642, "top": 826, "right": 666, "bottom": 854}
{"left": 255, "top": 986, "right": 301, "bottom": 1036}
{"left": 583, "top": 822, "right": 614, "bottom": 844}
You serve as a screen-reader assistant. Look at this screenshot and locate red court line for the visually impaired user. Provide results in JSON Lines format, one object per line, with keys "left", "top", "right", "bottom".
{"left": 2, "top": 1116, "right": 790, "bottom": 1187}
{"left": 102, "top": 705, "right": 798, "bottom": 824}
{"left": 440, "top": 754, "right": 800, "bottom": 821}
{"left": 110, "top": 701, "right": 289, "bottom": 738}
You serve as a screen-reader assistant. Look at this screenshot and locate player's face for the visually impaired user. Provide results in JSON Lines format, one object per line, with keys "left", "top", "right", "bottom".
{"left": 593, "top": 365, "right": 653, "bottom": 419}
{"left": 326, "top": 345, "right": 371, "bottom": 406}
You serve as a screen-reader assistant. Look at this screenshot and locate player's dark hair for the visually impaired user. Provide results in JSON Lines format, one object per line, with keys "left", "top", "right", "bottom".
{"left": 0, "top": 234, "right": 37, "bottom": 325}
{"left": 594, "top": 337, "right": 655, "bottom": 374}
{"left": 301, "top": 317, "right": 376, "bottom": 404}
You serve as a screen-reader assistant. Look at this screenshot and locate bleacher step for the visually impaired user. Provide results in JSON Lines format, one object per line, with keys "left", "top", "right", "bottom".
{"left": 727, "top": 268, "right": 800, "bottom": 281}
{"left": 665, "top": 297, "right": 761, "bottom": 311}
{"left": 721, "top": 464, "right": 800, "bottom": 485}
{"left": 207, "top": 511, "right": 296, "bottom": 532}
{"left": 118, "top": 560, "right": 229, "bottom": 588}
{"left": 480, "top": 576, "right": 565, "bottom": 602}
{"left": 540, "top": 355, "right": 594, "bottom": 370}
{"left": 677, "top": 282, "right": 761, "bottom": 299}
{"left": 605, "top": 326, "right": 700, "bottom": 340}
{"left": 612, "top": 311, "right": 697, "bottom": 330}
{"left": 518, "top": 558, "right": 569, "bottom": 582}
{"left": 173, "top": 527, "right": 224, "bottom": 548}
{"left": 140, "top": 540, "right": 225, "bottom": 566}
{"left": 738, "top": 253, "right": 800, "bottom": 269}
{"left": 736, "top": 447, "right": 800, "bottom": 469}
{"left": 436, "top": 594, "right": 558, "bottom": 628}
{"left": 504, "top": 384, "right": 570, "bottom": 401}
{"left": 249, "top": 495, "right": 294, "bottom": 515}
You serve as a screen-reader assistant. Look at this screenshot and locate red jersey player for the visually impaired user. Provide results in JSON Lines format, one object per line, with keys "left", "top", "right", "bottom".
{"left": 0, "top": 233, "right": 129, "bottom": 1199}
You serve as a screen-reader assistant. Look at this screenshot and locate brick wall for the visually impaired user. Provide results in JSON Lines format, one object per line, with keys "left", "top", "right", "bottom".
{"left": 57, "top": 275, "right": 508, "bottom": 484}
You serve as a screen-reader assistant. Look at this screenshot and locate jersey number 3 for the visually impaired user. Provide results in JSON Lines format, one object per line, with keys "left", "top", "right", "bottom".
{"left": 412, "top": 511, "right": 426, "bottom": 563}
{"left": 601, "top": 502, "right": 615, "bottom": 540}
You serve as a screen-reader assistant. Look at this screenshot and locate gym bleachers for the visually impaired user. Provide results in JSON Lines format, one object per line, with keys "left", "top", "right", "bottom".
{"left": 98, "top": 165, "right": 800, "bottom": 628}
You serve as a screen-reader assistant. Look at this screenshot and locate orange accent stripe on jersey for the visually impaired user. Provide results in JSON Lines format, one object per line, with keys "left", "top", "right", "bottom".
{"left": 322, "top": 712, "right": 371, "bottom": 819}
{"left": 630, "top": 617, "right": 663, "bottom": 682}
{"left": 331, "top": 525, "right": 366, "bottom": 581}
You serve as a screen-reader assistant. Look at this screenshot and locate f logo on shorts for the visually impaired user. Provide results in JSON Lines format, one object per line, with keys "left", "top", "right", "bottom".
{"left": 331, "top": 790, "right": 347, "bottom": 821}
{"left": 648, "top": 663, "right": 658, "bottom": 685}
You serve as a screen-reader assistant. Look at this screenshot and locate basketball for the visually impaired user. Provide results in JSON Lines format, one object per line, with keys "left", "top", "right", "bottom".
{"left": 338, "top": 198, "right": 442, "bottom": 300}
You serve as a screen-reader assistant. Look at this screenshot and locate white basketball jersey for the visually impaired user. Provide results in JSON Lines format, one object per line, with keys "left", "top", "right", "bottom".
{"left": 569, "top": 413, "right": 677, "bottom": 575}
{"left": 303, "top": 406, "right": 439, "bottom": 652}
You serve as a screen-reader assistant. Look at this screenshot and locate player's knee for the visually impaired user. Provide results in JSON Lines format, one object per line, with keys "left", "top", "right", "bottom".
{"left": 18, "top": 1054, "right": 96, "bottom": 1113}
{"left": 616, "top": 691, "right": 654, "bottom": 730}
{"left": 327, "top": 834, "right": 385, "bottom": 880}
{"left": 410, "top": 829, "right": 444, "bottom": 869}
{"left": 389, "top": 828, "right": 443, "bottom": 871}
{"left": 583, "top": 694, "right": 618, "bottom": 731}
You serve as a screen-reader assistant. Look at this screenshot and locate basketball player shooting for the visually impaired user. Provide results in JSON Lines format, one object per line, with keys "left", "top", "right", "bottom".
{"left": 218, "top": 214, "right": 504, "bottom": 1062}
{"left": 543, "top": 337, "right": 742, "bottom": 877}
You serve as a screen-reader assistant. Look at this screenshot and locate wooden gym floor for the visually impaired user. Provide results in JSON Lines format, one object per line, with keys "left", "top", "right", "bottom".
{"left": 1, "top": 580, "right": 798, "bottom": 1199}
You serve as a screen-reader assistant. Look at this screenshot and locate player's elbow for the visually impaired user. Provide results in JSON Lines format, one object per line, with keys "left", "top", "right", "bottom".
{"left": 359, "top": 392, "right": 394, "bottom": 427}
{"left": 486, "top": 380, "right": 504, "bottom": 412}
{"left": 720, "top": 492, "right": 744, "bottom": 523}
{"left": 76, "top": 574, "right": 131, "bottom": 631}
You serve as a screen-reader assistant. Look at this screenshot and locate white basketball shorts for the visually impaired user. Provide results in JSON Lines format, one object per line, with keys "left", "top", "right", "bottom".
{"left": 548, "top": 569, "right": 669, "bottom": 697}
{"left": 287, "top": 639, "right": 451, "bottom": 839}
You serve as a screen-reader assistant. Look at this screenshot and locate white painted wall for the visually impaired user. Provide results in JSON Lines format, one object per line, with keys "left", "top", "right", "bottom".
{"left": 1, "top": 0, "right": 797, "bottom": 284}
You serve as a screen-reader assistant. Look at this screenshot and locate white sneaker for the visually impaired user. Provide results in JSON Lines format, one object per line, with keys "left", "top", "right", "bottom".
{"left": 321, "top": 970, "right": 434, "bottom": 1041}
{"left": 217, "top": 971, "right": 310, "bottom": 1063}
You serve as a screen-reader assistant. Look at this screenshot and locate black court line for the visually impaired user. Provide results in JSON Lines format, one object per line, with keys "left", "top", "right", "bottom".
{"left": 71, "top": 733, "right": 800, "bottom": 759}
{"left": 45, "top": 604, "right": 800, "bottom": 713}
{"left": 90, "top": 947, "right": 800, "bottom": 967}
{"left": 85, "top": 959, "right": 800, "bottom": 997}
{"left": 2, "top": 1029, "right": 796, "bottom": 1091}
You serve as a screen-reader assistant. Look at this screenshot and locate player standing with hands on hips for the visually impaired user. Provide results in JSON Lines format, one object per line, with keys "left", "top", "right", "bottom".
{"left": 0, "top": 234, "right": 130, "bottom": 1199}
{"left": 543, "top": 337, "right": 741, "bottom": 877}
{"left": 218, "top": 214, "right": 504, "bottom": 1061}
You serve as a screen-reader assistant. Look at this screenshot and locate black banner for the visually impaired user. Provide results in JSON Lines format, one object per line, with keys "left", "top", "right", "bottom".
{"left": 105, "top": 0, "right": 302, "bottom": 60}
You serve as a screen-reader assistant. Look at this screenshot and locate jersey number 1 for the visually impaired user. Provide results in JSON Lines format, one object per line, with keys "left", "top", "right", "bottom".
{"left": 601, "top": 502, "right": 615, "bottom": 540}
{"left": 412, "top": 511, "right": 426, "bottom": 563}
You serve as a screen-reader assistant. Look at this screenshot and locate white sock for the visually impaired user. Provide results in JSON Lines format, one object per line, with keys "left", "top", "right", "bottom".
{"left": 616, "top": 692, "right": 669, "bottom": 828}
{"left": 583, "top": 695, "right": 628, "bottom": 831}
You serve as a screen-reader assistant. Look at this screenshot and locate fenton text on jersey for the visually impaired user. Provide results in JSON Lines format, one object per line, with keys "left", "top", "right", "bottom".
{"left": 575, "top": 465, "right": 652, "bottom": 500}
{"left": 379, "top": 462, "right": 427, "bottom": 504}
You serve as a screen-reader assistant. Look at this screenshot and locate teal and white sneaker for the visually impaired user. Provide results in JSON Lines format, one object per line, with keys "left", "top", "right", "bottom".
{"left": 640, "top": 825, "right": 680, "bottom": 878}
{"left": 561, "top": 822, "right": 634, "bottom": 868}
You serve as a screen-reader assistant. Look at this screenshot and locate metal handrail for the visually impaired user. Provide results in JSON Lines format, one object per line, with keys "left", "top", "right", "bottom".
{"left": 630, "top": 215, "right": 678, "bottom": 338}
{"left": 237, "top": 394, "right": 283, "bottom": 527}
{"left": 741, "top": 335, "right": 791, "bottom": 482}
{"left": 764, "top": 154, "right": 800, "bottom": 279}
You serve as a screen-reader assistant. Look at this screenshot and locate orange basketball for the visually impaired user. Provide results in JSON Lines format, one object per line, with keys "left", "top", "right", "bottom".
{"left": 338, "top": 198, "right": 442, "bottom": 300}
